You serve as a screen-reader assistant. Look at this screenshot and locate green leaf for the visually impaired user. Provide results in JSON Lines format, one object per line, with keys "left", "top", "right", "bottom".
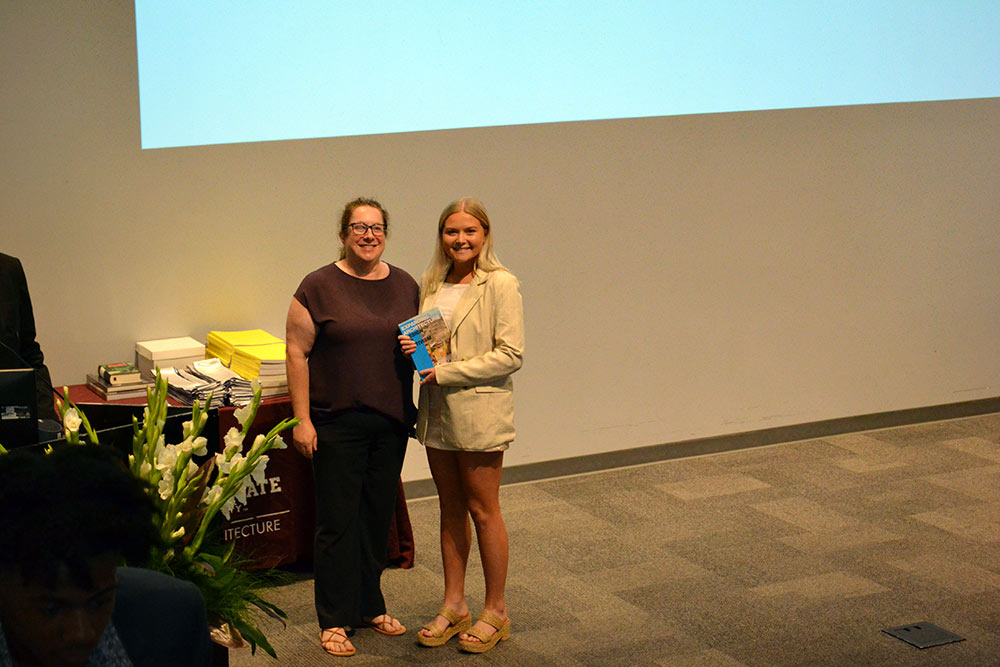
{"left": 249, "top": 595, "right": 289, "bottom": 624}
{"left": 231, "top": 617, "right": 277, "bottom": 659}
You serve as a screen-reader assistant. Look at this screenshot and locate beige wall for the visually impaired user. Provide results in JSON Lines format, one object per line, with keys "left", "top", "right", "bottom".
{"left": 3, "top": 2, "right": 998, "bottom": 481}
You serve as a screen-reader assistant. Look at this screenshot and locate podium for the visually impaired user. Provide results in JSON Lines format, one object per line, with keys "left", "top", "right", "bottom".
{"left": 66, "top": 385, "right": 415, "bottom": 570}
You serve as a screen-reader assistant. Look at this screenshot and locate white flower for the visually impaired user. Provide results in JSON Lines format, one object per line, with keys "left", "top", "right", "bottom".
{"left": 186, "top": 460, "right": 199, "bottom": 478}
{"left": 215, "top": 452, "right": 243, "bottom": 476}
{"left": 178, "top": 437, "right": 196, "bottom": 455}
{"left": 153, "top": 434, "right": 166, "bottom": 461}
{"left": 204, "top": 484, "right": 223, "bottom": 507}
{"left": 139, "top": 461, "right": 153, "bottom": 479}
{"left": 223, "top": 427, "right": 243, "bottom": 456}
{"left": 155, "top": 445, "right": 179, "bottom": 473}
{"left": 220, "top": 478, "right": 252, "bottom": 519}
{"left": 233, "top": 403, "right": 253, "bottom": 427}
{"left": 250, "top": 455, "right": 269, "bottom": 486}
{"left": 158, "top": 475, "right": 174, "bottom": 501}
{"left": 182, "top": 419, "right": 193, "bottom": 439}
{"left": 63, "top": 408, "right": 82, "bottom": 433}
{"left": 176, "top": 435, "right": 207, "bottom": 458}
{"left": 233, "top": 479, "right": 249, "bottom": 507}
{"left": 251, "top": 379, "right": 261, "bottom": 395}
{"left": 271, "top": 434, "right": 287, "bottom": 450}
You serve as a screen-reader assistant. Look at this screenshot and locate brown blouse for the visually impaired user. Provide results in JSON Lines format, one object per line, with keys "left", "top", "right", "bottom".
{"left": 294, "top": 262, "right": 419, "bottom": 428}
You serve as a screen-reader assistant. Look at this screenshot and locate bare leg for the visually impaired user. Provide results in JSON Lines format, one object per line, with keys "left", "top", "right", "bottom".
{"left": 419, "top": 447, "right": 472, "bottom": 638}
{"left": 456, "top": 451, "right": 508, "bottom": 642}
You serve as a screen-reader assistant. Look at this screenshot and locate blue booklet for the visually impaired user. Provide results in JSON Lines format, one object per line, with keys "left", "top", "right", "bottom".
{"left": 398, "top": 307, "right": 450, "bottom": 373}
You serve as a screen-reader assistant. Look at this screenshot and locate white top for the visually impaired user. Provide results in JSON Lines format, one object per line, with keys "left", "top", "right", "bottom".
{"left": 433, "top": 282, "right": 470, "bottom": 330}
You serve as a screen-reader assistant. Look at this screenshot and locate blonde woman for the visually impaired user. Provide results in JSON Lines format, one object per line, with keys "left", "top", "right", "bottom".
{"left": 399, "top": 198, "right": 524, "bottom": 653}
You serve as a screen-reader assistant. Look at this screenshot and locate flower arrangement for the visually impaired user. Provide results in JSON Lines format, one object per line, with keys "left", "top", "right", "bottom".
{"left": 49, "top": 372, "right": 299, "bottom": 657}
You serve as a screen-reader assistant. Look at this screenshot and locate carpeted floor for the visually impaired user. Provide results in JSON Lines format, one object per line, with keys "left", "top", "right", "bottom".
{"left": 230, "top": 413, "right": 1000, "bottom": 665}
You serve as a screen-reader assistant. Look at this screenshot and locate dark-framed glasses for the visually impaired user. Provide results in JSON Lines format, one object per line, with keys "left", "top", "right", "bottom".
{"left": 348, "top": 222, "right": 386, "bottom": 236}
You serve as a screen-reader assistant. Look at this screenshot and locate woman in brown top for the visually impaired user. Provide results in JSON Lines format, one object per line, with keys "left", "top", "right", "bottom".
{"left": 285, "top": 197, "right": 419, "bottom": 658}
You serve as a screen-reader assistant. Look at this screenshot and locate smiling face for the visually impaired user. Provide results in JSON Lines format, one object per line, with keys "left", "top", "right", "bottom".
{"left": 340, "top": 205, "right": 386, "bottom": 264}
{"left": 0, "top": 555, "right": 118, "bottom": 667}
{"left": 441, "top": 211, "right": 486, "bottom": 268}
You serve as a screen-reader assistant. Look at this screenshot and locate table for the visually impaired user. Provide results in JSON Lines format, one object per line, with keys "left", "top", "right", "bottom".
{"left": 66, "top": 385, "right": 415, "bottom": 570}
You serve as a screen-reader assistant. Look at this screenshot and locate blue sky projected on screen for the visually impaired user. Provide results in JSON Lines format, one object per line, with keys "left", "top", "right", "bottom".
{"left": 134, "top": 1, "right": 1000, "bottom": 149}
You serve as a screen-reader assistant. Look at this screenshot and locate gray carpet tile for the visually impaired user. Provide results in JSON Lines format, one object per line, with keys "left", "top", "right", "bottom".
{"left": 230, "top": 413, "right": 1000, "bottom": 665}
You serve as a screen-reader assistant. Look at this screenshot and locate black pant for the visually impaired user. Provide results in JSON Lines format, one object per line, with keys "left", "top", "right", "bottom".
{"left": 313, "top": 410, "right": 407, "bottom": 629}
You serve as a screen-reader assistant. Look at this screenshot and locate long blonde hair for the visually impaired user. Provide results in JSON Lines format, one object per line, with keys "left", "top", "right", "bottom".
{"left": 420, "top": 198, "right": 505, "bottom": 297}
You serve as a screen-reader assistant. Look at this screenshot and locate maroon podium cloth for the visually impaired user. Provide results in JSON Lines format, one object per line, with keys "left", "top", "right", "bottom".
{"left": 216, "top": 397, "right": 415, "bottom": 570}
{"left": 65, "top": 386, "right": 414, "bottom": 570}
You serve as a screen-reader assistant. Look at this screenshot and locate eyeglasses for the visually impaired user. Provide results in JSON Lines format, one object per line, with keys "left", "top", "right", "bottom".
{"left": 347, "top": 223, "right": 386, "bottom": 236}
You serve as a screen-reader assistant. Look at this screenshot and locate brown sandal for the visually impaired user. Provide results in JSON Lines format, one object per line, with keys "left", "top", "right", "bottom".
{"left": 458, "top": 609, "right": 511, "bottom": 653}
{"left": 416, "top": 606, "right": 472, "bottom": 647}
{"left": 363, "top": 613, "right": 406, "bottom": 636}
{"left": 319, "top": 627, "right": 356, "bottom": 656}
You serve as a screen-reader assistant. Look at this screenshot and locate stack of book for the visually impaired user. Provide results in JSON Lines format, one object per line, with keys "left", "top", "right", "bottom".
{"left": 206, "top": 329, "right": 288, "bottom": 398}
{"left": 87, "top": 362, "right": 154, "bottom": 401}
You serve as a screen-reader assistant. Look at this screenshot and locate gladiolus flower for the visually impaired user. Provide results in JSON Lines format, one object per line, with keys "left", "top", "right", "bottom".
{"left": 251, "top": 455, "right": 269, "bottom": 486}
{"left": 204, "top": 484, "right": 223, "bottom": 507}
{"left": 158, "top": 476, "right": 174, "bottom": 501}
{"left": 156, "top": 446, "right": 179, "bottom": 473}
{"left": 233, "top": 480, "right": 248, "bottom": 507}
{"left": 223, "top": 427, "right": 243, "bottom": 456}
{"left": 234, "top": 403, "right": 252, "bottom": 427}
{"left": 63, "top": 408, "right": 82, "bottom": 433}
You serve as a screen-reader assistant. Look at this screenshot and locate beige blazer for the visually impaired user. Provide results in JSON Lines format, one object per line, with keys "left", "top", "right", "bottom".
{"left": 415, "top": 268, "right": 524, "bottom": 450}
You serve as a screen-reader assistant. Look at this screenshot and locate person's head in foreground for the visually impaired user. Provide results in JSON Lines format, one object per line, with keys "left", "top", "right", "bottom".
{"left": 0, "top": 445, "right": 157, "bottom": 667}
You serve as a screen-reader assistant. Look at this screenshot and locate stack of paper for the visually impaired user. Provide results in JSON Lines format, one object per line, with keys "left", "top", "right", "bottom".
{"left": 205, "top": 329, "right": 288, "bottom": 398}
{"left": 206, "top": 329, "right": 282, "bottom": 366}
{"left": 187, "top": 358, "right": 254, "bottom": 406}
{"left": 157, "top": 367, "right": 226, "bottom": 409}
{"left": 231, "top": 343, "right": 285, "bottom": 380}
